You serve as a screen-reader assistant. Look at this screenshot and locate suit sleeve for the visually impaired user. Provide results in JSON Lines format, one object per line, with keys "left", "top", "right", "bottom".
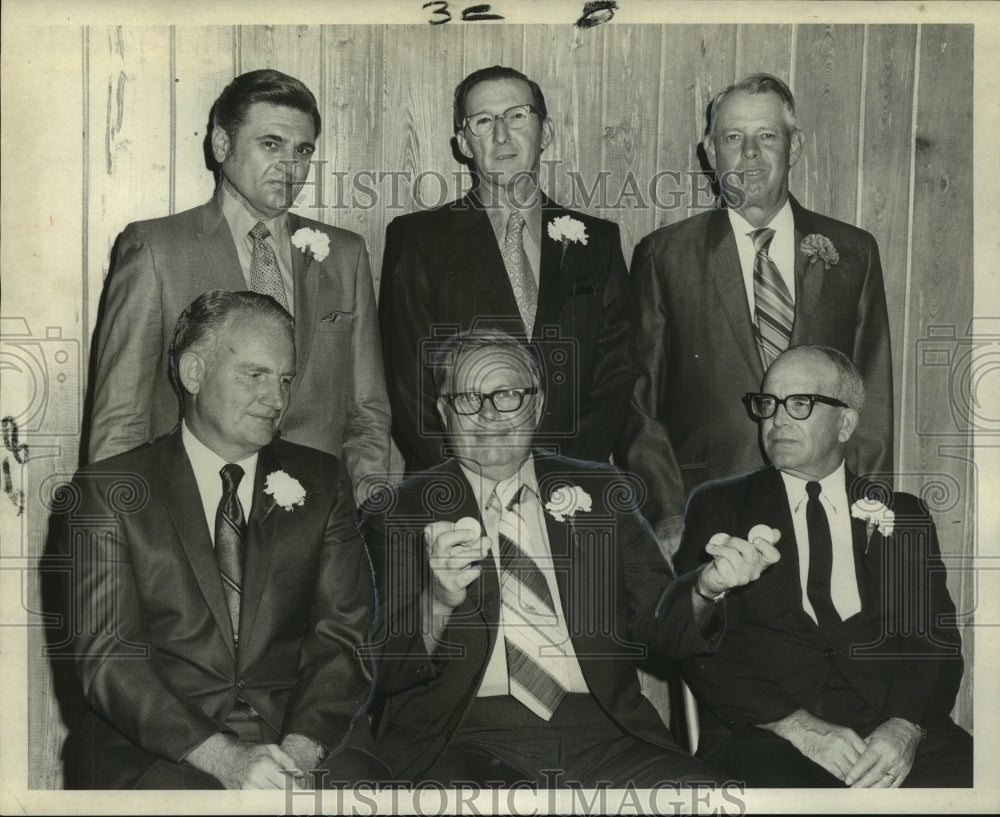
{"left": 566, "top": 221, "right": 637, "bottom": 463}
{"left": 675, "top": 485, "right": 804, "bottom": 731}
{"left": 87, "top": 224, "right": 167, "bottom": 464}
{"left": 379, "top": 217, "right": 444, "bottom": 472}
{"left": 846, "top": 235, "right": 894, "bottom": 479}
{"left": 65, "top": 471, "right": 221, "bottom": 763}
{"left": 283, "top": 466, "right": 379, "bottom": 754}
{"left": 614, "top": 236, "right": 688, "bottom": 531}
{"left": 340, "top": 239, "right": 393, "bottom": 504}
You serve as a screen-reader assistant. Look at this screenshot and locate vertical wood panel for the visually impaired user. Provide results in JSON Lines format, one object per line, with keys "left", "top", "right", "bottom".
{"left": 736, "top": 24, "right": 794, "bottom": 85}
{"left": 791, "top": 24, "right": 865, "bottom": 221}
{"left": 905, "top": 23, "right": 975, "bottom": 728}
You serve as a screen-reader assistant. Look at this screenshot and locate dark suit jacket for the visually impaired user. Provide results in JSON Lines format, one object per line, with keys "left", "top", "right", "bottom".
{"left": 379, "top": 193, "right": 635, "bottom": 472}
{"left": 360, "top": 453, "right": 718, "bottom": 780}
{"left": 87, "top": 192, "right": 391, "bottom": 502}
{"left": 616, "top": 197, "right": 893, "bottom": 531}
{"left": 59, "top": 432, "right": 377, "bottom": 788}
{"left": 674, "top": 465, "right": 963, "bottom": 738}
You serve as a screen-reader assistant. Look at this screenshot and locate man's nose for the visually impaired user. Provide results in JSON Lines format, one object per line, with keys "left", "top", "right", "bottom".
{"left": 259, "top": 380, "right": 287, "bottom": 411}
{"left": 772, "top": 402, "right": 793, "bottom": 425}
{"left": 492, "top": 116, "right": 511, "bottom": 144}
{"left": 742, "top": 136, "right": 760, "bottom": 158}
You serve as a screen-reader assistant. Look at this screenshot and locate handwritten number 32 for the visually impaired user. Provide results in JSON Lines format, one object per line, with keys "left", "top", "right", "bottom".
{"left": 423, "top": 2, "right": 504, "bottom": 24}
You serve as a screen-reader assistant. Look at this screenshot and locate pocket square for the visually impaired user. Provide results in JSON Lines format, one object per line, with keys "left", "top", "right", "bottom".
{"left": 320, "top": 311, "right": 352, "bottom": 322}
{"left": 570, "top": 283, "right": 597, "bottom": 296}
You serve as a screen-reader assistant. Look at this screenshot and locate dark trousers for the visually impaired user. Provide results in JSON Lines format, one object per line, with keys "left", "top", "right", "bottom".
{"left": 420, "top": 694, "right": 725, "bottom": 788}
{"left": 698, "top": 719, "right": 973, "bottom": 788}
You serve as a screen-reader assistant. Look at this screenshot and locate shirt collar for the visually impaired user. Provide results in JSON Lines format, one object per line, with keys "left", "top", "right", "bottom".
{"left": 220, "top": 180, "right": 290, "bottom": 246}
{"left": 779, "top": 460, "right": 848, "bottom": 516}
{"left": 182, "top": 420, "right": 259, "bottom": 482}
{"left": 459, "top": 456, "right": 540, "bottom": 514}
{"left": 484, "top": 197, "right": 543, "bottom": 249}
{"left": 727, "top": 197, "right": 794, "bottom": 239}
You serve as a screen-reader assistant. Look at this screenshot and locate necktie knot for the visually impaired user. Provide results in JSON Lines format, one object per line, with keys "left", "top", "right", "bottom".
{"left": 221, "top": 463, "right": 244, "bottom": 494}
{"left": 751, "top": 227, "right": 776, "bottom": 254}
{"left": 505, "top": 210, "right": 527, "bottom": 241}
{"left": 806, "top": 480, "right": 822, "bottom": 500}
{"left": 250, "top": 222, "right": 271, "bottom": 242}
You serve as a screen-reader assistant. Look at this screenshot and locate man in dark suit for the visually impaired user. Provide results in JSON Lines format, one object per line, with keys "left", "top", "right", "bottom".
{"left": 617, "top": 73, "right": 893, "bottom": 555}
{"left": 675, "top": 345, "right": 971, "bottom": 787}
{"left": 379, "top": 65, "right": 634, "bottom": 473}
{"left": 87, "top": 69, "right": 390, "bottom": 503}
{"left": 362, "top": 330, "right": 777, "bottom": 785}
{"left": 59, "top": 291, "right": 382, "bottom": 788}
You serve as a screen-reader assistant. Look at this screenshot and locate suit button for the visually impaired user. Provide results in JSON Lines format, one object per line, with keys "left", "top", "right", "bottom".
{"left": 825, "top": 648, "right": 837, "bottom": 658}
{"left": 237, "top": 678, "right": 247, "bottom": 689}
{"left": 446, "top": 730, "right": 453, "bottom": 741}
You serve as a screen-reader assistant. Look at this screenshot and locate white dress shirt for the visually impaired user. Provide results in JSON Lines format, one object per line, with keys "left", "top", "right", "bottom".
{"left": 778, "top": 461, "right": 862, "bottom": 623}
{"left": 182, "top": 422, "right": 257, "bottom": 544}
{"left": 728, "top": 200, "right": 796, "bottom": 319}
{"left": 459, "top": 459, "right": 590, "bottom": 696}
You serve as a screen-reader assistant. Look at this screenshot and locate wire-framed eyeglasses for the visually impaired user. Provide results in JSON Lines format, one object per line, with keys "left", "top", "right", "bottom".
{"left": 462, "top": 104, "right": 541, "bottom": 137}
{"left": 441, "top": 387, "right": 539, "bottom": 416}
{"left": 743, "top": 392, "right": 849, "bottom": 421}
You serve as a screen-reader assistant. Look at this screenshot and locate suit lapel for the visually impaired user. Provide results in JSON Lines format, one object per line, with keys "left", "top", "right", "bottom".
{"left": 237, "top": 444, "right": 281, "bottom": 651}
{"left": 706, "top": 209, "right": 764, "bottom": 382}
{"left": 197, "top": 195, "right": 246, "bottom": 291}
{"left": 845, "top": 470, "right": 881, "bottom": 614}
{"left": 160, "top": 432, "right": 237, "bottom": 658}
{"left": 535, "top": 199, "right": 568, "bottom": 341}
{"left": 286, "top": 212, "right": 319, "bottom": 409}
{"left": 789, "top": 196, "right": 824, "bottom": 345}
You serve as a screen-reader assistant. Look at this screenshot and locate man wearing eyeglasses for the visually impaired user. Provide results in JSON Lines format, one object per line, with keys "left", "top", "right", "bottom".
{"left": 674, "top": 345, "right": 971, "bottom": 788}
{"left": 379, "top": 65, "right": 634, "bottom": 474}
{"left": 361, "top": 330, "right": 776, "bottom": 786}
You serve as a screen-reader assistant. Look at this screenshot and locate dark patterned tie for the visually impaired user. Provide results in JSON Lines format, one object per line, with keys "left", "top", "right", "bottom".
{"left": 751, "top": 227, "right": 794, "bottom": 368}
{"left": 491, "top": 482, "right": 568, "bottom": 720}
{"left": 215, "top": 463, "right": 246, "bottom": 643}
{"left": 805, "top": 481, "right": 839, "bottom": 631}
{"left": 249, "top": 222, "right": 290, "bottom": 311}
{"left": 500, "top": 211, "right": 538, "bottom": 338}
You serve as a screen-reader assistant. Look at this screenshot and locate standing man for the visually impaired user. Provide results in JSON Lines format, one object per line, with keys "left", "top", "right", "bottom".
{"left": 617, "top": 74, "right": 893, "bottom": 554}
{"left": 87, "top": 69, "right": 390, "bottom": 503}
{"left": 675, "top": 345, "right": 971, "bottom": 787}
{"left": 362, "top": 330, "right": 776, "bottom": 785}
{"left": 379, "top": 65, "right": 635, "bottom": 473}
{"left": 60, "top": 291, "right": 383, "bottom": 789}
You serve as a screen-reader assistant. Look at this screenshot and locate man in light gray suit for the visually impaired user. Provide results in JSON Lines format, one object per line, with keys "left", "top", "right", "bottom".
{"left": 87, "top": 69, "right": 390, "bottom": 502}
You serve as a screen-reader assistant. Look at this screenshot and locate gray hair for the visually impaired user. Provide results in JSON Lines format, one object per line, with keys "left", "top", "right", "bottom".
{"left": 707, "top": 73, "right": 797, "bottom": 138}
{"left": 782, "top": 344, "right": 866, "bottom": 415}
{"left": 432, "top": 329, "right": 541, "bottom": 396}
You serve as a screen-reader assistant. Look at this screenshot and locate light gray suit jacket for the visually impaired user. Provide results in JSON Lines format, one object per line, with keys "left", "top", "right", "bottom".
{"left": 87, "top": 192, "right": 391, "bottom": 501}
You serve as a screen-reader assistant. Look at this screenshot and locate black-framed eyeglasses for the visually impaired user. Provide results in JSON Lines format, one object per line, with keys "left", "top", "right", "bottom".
{"left": 463, "top": 104, "right": 541, "bottom": 137}
{"left": 441, "top": 387, "right": 539, "bottom": 416}
{"left": 743, "top": 392, "right": 849, "bottom": 421}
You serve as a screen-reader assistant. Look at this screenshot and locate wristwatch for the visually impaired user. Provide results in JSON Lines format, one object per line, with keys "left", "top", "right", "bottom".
{"left": 694, "top": 577, "right": 727, "bottom": 605}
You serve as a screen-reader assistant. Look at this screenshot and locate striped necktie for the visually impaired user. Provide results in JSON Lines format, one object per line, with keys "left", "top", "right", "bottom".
{"left": 751, "top": 227, "right": 794, "bottom": 368}
{"left": 500, "top": 211, "right": 538, "bottom": 338}
{"left": 249, "top": 222, "right": 290, "bottom": 311}
{"left": 215, "top": 463, "right": 246, "bottom": 643}
{"left": 490, "top": 482, "right": 568, "bottom": 720}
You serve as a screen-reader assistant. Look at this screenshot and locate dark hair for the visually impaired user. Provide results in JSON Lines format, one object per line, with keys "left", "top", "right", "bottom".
{"left": 432, "top": 329, "right": 541, "bottom": 396}
{"left": 707, "top": 73, "right": 797, "bottom": 137}
{"left": 211, "top": 69, "right": 321, "bottom": 139}
{"left": 453, "top": 65, "right": 547, "bottom": 133}
{"left": 777, "top": 344, "right": 866, "bottom": 414}
{"left": 169, "top": 290, "right": 294, "bottom": 406}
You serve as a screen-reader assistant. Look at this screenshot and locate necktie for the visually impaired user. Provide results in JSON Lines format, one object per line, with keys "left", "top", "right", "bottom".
{"left": 805, "top": 481, "right": 839, "bottom": 631}
{"left": 500, "top": 211, "right": 538, "bottom": 338}
{"left": 215, "top": 463, "right": 246, "bottom": 643}
{"left": 249, "top": 222, "right": 290, "bottom": 311}
{"left": 751, "top": 227, "right": 794, "bottom": 368}
{"left": 490, "top": 482, "right": 568, "bottom": 721}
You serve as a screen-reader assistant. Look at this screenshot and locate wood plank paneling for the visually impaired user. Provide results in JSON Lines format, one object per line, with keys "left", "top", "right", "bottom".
{"left": 736, "top": 24, "right": 794, "bottom": 86}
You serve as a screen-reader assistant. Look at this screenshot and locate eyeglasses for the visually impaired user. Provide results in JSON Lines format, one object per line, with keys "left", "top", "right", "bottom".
{"left": 441, "top": 387, "right": 539, "bottom": 416}
{"left": 462, "top": 104, "right": 540, "bottom": 137}
{"left": 743, "top": 392, "right": 849, "bottom": 421}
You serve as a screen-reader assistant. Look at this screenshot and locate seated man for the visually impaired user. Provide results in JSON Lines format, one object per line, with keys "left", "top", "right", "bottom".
{"left": 57, "top": 291, "right": 383, "bottom": 788}
{"left": 361, "top": 329, "right": 778, "bottom": 787}
{"left": 675, "top": 345, "right": 972, "bottom": 787}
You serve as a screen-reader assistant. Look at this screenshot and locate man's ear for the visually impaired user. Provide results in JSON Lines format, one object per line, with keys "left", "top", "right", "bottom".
{"left": 455, "top": 130, "right": 474, "bottom": 161}
{"left": 532, "top": 387, "right": 545, "bottom": 428}
{"left": 788, "top": 128, "right": 805, "bottom": 170}
{"left": 838, "top": 407, "right": 859, "bottom": 443}
{"left": 211, "top": 125, "right": 232, "bottom": 164}
{"left": 177, "top": 351, "right": 205, "bottom": 397}
{"left": 540, "top": 118, "right": 555, "bottom": 152}
{"left": 436, "top": 397, "right": 450, "bottom": 431}
{"left": 703, "top": 134, "right": 717, "bottom": 170}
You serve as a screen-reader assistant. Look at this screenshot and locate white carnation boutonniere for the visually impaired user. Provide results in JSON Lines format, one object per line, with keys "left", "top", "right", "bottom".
{"left": 291, "top": 227, "right": 331, "bottom": 263}
{"left": 264, "top": 470, "right": 306, "bottom": 511}
{"left": 851, "top": 498, "right": 895, "bottom": 551}
{"left": 799, "top": 233, "right": 839, "bottom": 270}
{"left": 545, "top": 484, "right": 592, "bottom": 523}
{"left": 547, "top": 215, "right": 589, "bottom": 246}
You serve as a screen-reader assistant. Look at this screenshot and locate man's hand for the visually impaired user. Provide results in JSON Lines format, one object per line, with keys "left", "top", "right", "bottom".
{"left": 280, "top": 733, "right": 325, "bottom": 788}
{"left": 760, "top": 709, "right": 867, "bottom": 782}
{"left": 654, "top": 515, "right": 685, "bottom": 564}
{"left": 697, "top": 527, "right": 781, "bottom": 597}
{"left": 844, "top": 717, "right": 922, "bottom": 788}
{"left": 185, "top": 733, "right": 303, "bottom": 789}
{"left": 425, "top": 518, "right": 487, "bottom": 610}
